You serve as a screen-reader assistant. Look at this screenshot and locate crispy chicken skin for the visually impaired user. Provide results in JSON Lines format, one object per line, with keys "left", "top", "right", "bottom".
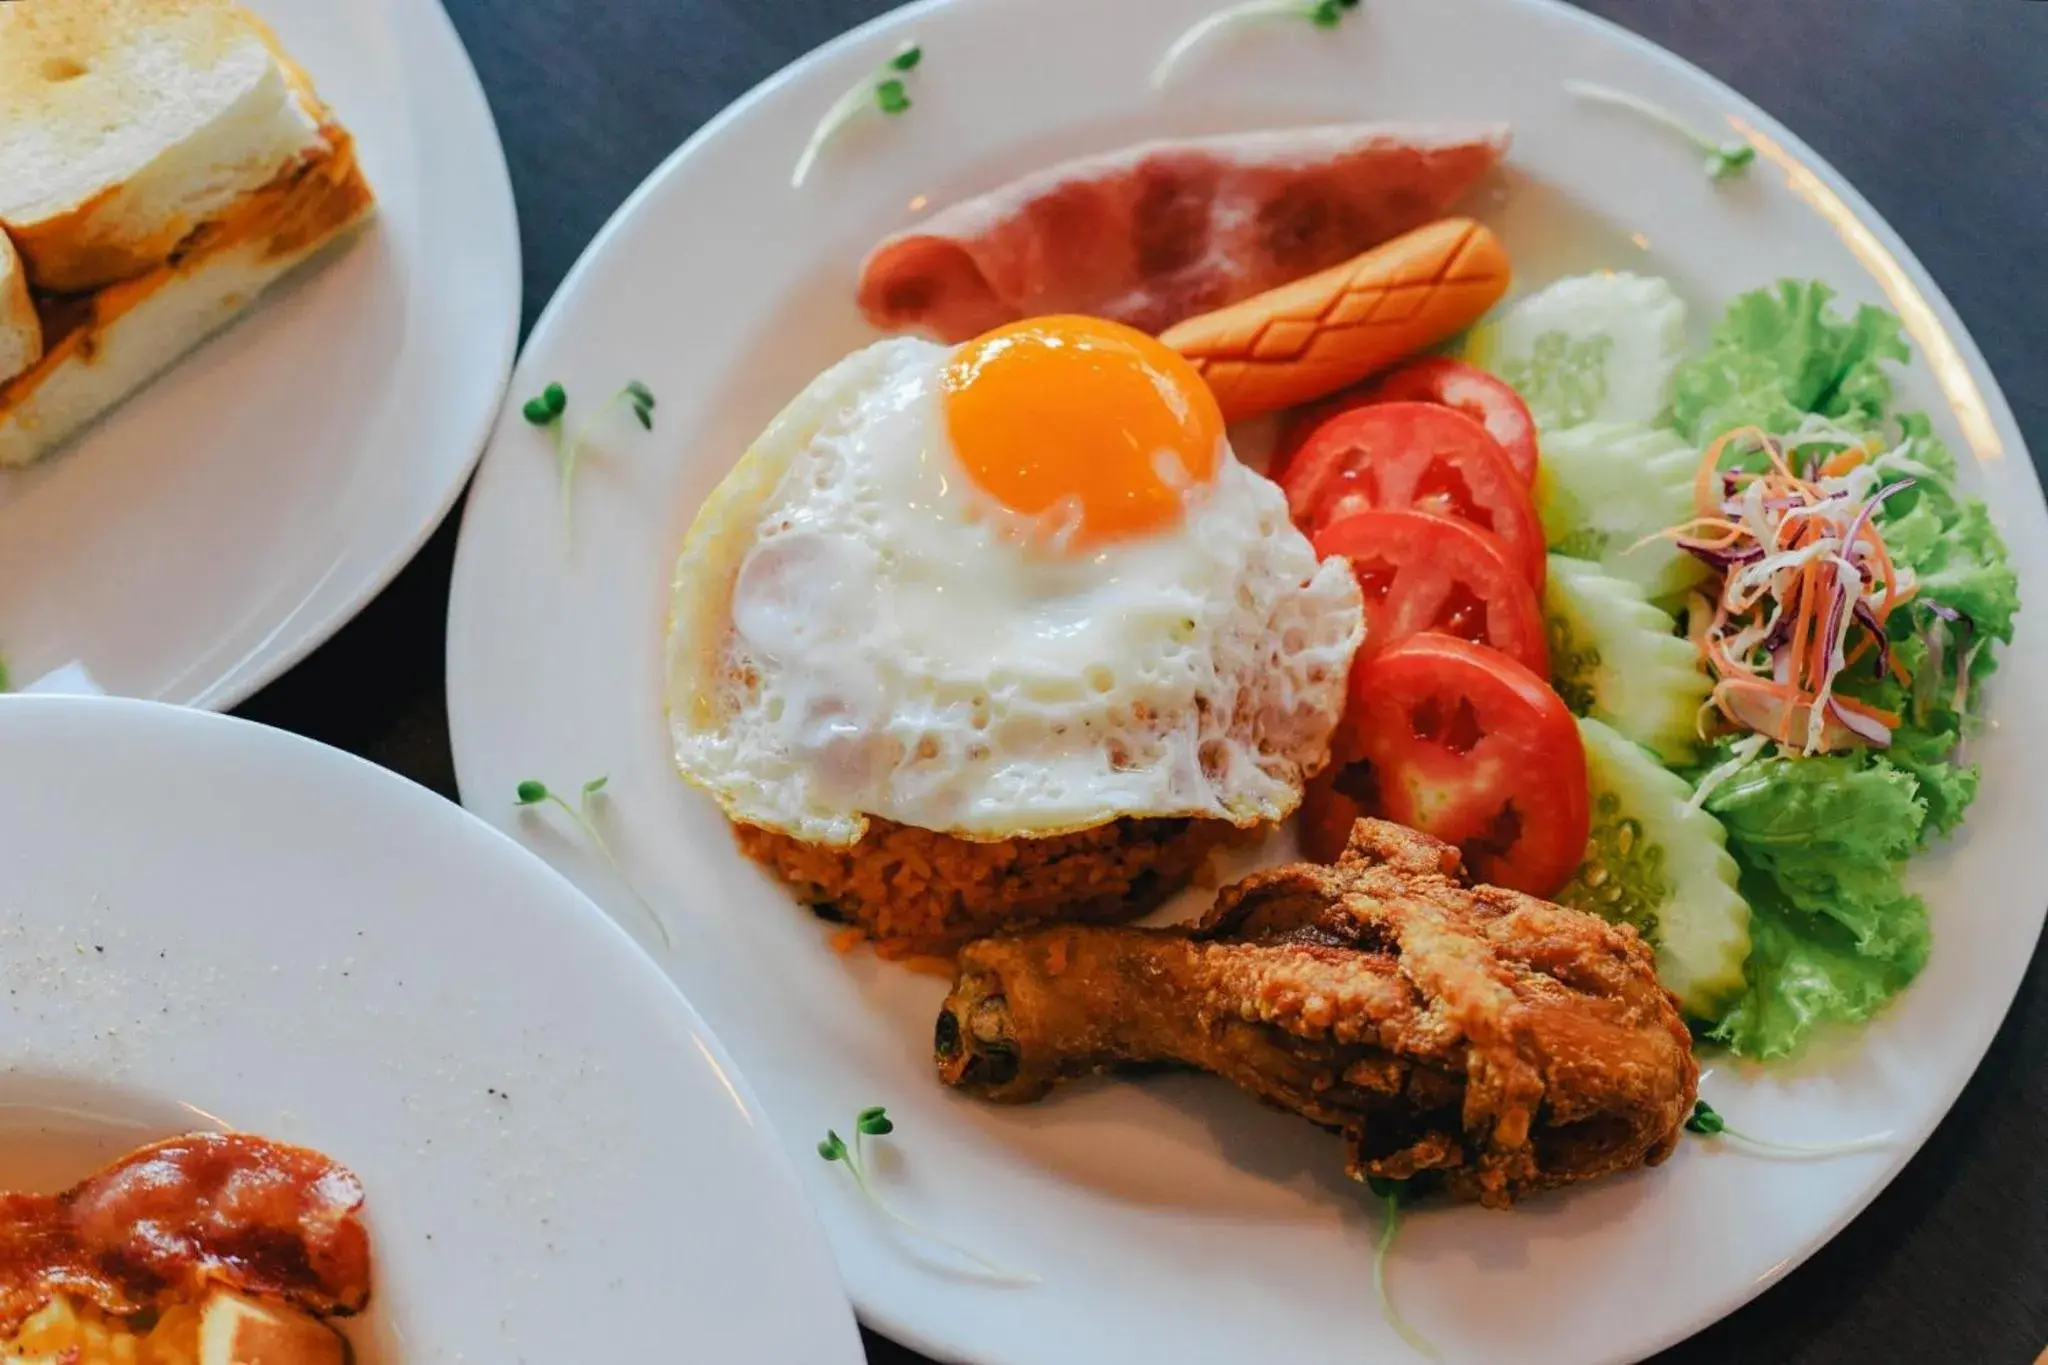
{"left": 936, "top": 819, "right": 1698, "bottom": 1207}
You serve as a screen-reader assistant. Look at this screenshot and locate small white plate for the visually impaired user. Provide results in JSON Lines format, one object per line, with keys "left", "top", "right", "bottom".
{"left": 444, "top": 0, "right": 2048, "bottom": 1361}
{"left": 0, "top": 696, "right": 863, "bottom": 1363}
{"left": 0, "top": 0, "right": 519, "bottom": 708}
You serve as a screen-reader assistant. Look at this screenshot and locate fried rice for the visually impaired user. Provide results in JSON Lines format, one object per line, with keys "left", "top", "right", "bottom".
{"left": 734, "top": 815, "right": 1237, "bottom": 954}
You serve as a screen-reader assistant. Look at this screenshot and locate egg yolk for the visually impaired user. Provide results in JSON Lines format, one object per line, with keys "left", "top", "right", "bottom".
{"left": 942, "top": 316, "right": 1225, "bottom": 548}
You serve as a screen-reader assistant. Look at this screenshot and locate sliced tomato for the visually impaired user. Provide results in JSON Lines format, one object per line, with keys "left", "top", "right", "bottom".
{"left": 1313, "top": 509, "right": 1548, "bottom": 676}
{"left": 1342, "top": 633, "right": 1588, "bottom": 897}
{"left": 1364, "top": 358, "right": 1540, "bottom": 485}
{"left": 1268, "top": 360, "right": 1540, "bottom": 488}
{"left": 1277, "top": 403, "right": 1547, "bottom": 588}
{"left": 1270, "top": 386, "right": 1371, "bottom": 488}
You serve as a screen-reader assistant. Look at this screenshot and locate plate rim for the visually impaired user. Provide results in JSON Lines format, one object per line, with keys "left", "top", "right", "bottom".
{"left": 443, "top": 0, "right": 2048, "bottom": 1360}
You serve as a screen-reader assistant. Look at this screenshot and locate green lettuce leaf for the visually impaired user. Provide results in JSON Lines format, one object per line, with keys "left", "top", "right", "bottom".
{"left": 1705, "top": 878, "right": 1929, "bottom": 1060}
{"left": 1705, "top": 756, "right": 1921, "bottom": 925}
{"left": 1841, "top": 628, "right": 1982, "bottom": 844}
{"left": 1875, "top": 415, "right": 2018, "bottom": 645}
{"left": 1887, "top": 738, "right": 1980, "bottom": 842}
{"left": 1654, "top": 281, "right": 2019, "bottom": 1058}
{"left": 1701, "top": 754, "right": 1933, "bottom": 1057}
{"left": 1881, "top": 495, "right": 2020, "bottom": 644}
{"left": 1671, "top": 281, "right": 1909, "bottom": 444}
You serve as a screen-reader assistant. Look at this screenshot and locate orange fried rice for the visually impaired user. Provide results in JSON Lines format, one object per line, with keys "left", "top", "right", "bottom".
{"left": 735, "top": 816, "right": 1236, "bottom": 954}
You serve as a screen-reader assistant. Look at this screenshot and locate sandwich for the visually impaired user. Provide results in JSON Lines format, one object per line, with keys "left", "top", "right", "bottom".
{"left": 0, "top": 0, "right": 376, "bottom": 468}
{"left": 0, "top": 1131, "right": 372, "bottom": 1364}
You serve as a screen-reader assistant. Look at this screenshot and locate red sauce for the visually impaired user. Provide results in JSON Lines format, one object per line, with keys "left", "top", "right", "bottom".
{"left": 0, "top": 1132, "right": 371, "bottom": 1334}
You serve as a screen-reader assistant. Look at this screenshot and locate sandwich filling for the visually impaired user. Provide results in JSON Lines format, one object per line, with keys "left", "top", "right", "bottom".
{"left": 0, "top": 118, "right": 371, "bottom": 410}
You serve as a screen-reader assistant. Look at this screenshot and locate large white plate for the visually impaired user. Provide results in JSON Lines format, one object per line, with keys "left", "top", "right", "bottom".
{"left": 0, "top": 0, "right": 519, "bottom": 709}
{"left": 0, "top": 696, "right": 862, "bottom": 1362}
{"left": 443, "top": 0, "right": 2048, "bottom": 1360}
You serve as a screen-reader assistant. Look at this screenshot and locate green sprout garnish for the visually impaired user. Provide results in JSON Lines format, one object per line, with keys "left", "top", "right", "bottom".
{"left": 514, "top": 777, "right": 671, "bottom": 949}
{"left": 791, "top": 42, "right": 924, "bottom": 189}
{"left": 1684, "top": 1098, "right": 1893, "bottom": 1157}
{"left": 1564, "top": 81, "right": 1757, "bottom": 181}
{"left": 521, "top": 380, "right": 658, "bottom": 539}
{"left": 520, "top": 381, "right": 566, "bottom": 427}
{"left": 1152, "top": 0, "right": 1360, "bottom": 90}
{"left": 1684, "top": 1098, "right": 1726, "bottom": 1135}
{"left": 817, "top": 1106, "right": 1038, "bottom": 1284}
{"left": 1364, "top": 1177, "right": 1441, "bottom": 1360}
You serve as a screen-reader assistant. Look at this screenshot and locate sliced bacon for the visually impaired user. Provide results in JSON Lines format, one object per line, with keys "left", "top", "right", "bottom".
{"left": 0, "top": 1132, "right": 371, "bottom": 1333}
{"left": 857, "top": 123, "right": 1510, "bottom": 343}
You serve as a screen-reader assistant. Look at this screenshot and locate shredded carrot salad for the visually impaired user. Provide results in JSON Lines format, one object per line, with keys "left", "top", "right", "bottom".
{"left": 1655, "top": 427, "right": 1918, "bottom": 754}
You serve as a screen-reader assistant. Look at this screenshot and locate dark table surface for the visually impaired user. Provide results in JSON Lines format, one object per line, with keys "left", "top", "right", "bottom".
{"left": 241, "top": 1, "right": 2048, "bottom": 1360}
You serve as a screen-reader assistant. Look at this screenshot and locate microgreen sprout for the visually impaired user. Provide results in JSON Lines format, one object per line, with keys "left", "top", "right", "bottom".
{"left": 514, "top": 777, "right": 671, "bottom": 948}
{"left": 817, "top": 1106, "right": 1038, "bottom": 1283}
{"left": 792, "top": 42, "right": 924, "bottom": 188}
{"left": 1565, "top": 81, "right": 1757, "bottom": 181}
{"left": 1365, "top": 1177, "right": 1439, "bottom": 1360}
{"left": 1685, "top": 1100, "right": 1894, "bottom": 1158}
{"left": 1152, "top": 0, "right": 1360, "bottom": 90}
{"left": 521, "top": 380, "right": 657, "bottom": 539}
{"left": 520, "top": 381, "right": 566, "bottom": 428}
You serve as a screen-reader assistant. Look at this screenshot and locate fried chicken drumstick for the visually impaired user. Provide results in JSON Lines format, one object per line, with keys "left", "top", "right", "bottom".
{"left": 935, "top": 819, "right": 1697, "bottom": 1206}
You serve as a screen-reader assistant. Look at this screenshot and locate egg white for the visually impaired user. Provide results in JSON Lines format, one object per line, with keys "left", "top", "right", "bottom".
{"left": 667, "top": 337, "right": 1363, "bottom": 846}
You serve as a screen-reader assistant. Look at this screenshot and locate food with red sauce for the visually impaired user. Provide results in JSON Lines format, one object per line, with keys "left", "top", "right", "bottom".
{"left": 0, "top": 1132, "right": 371, "bottom": 1364}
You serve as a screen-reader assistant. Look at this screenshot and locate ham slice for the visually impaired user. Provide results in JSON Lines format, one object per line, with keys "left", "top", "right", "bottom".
{"left": 857, "top": 123, "right": 1510, "bottom": 343}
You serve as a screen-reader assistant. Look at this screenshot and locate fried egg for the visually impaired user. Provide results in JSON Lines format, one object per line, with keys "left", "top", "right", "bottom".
{"left": 667, "top": 316, "right": 1364, "bottom": 846}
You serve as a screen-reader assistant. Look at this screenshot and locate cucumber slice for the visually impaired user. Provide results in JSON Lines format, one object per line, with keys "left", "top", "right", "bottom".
{"left": 1557, "top": 718, "right": 1752, "bottom": 1019}
{"left": 1545, "top": 555, "right": 1712, "bottom": 764}
{"left": 1465, "top": 272, "right": 1687, "bottom": 429}
{"left": 1535, "top": 421, "right": 1709, "bottom": 601}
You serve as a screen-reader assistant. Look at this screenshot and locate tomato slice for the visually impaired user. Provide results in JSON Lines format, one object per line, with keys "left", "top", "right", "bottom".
{"left": 1340, "top": 633, "right": 1588, "bottom": 897}
{"left": 1277, "top": 403, "right": 1547, "bottom": 588}
{"left": 1268, "top": 361, "right": 1540, "bottom": 488}
{"left": 1364, "top": 358, "right": 1540, "bottom": 485}
{"left": 1313, "top": 509, "right": 1548, "bottom": 676}
{"left": 1270, "top": 390, "right": 1367, "bottom": 488}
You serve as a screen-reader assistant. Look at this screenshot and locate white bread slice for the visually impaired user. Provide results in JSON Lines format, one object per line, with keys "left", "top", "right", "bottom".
{"left": 0, "top": 127, "right": 374, "bottom": 468}
{"left": 198, "top": 1288, "right": 348, "bottom": 1365}
{"left": 0, "top": 233, "right": 41, "bottom": 385}
{"left": 0, "top": 0, "right": 329, "bottom": 294}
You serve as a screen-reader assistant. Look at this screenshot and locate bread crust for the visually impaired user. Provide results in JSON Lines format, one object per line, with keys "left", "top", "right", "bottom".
{"left": 0, "top": 0, "right": 330, "bottom": 293}
{"left": 0, "top": 234, "right": 40, "bottom": 386}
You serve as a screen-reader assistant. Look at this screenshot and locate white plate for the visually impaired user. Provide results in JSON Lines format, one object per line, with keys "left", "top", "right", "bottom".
{"left": 0, "top": 0, "right": 519, "bottom": 709}
{"left": 0, "top": 696, "right": 862, "bottom": 1362}
{"left": 443, "top": 0, "right": 2048, "bottom": 1361}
